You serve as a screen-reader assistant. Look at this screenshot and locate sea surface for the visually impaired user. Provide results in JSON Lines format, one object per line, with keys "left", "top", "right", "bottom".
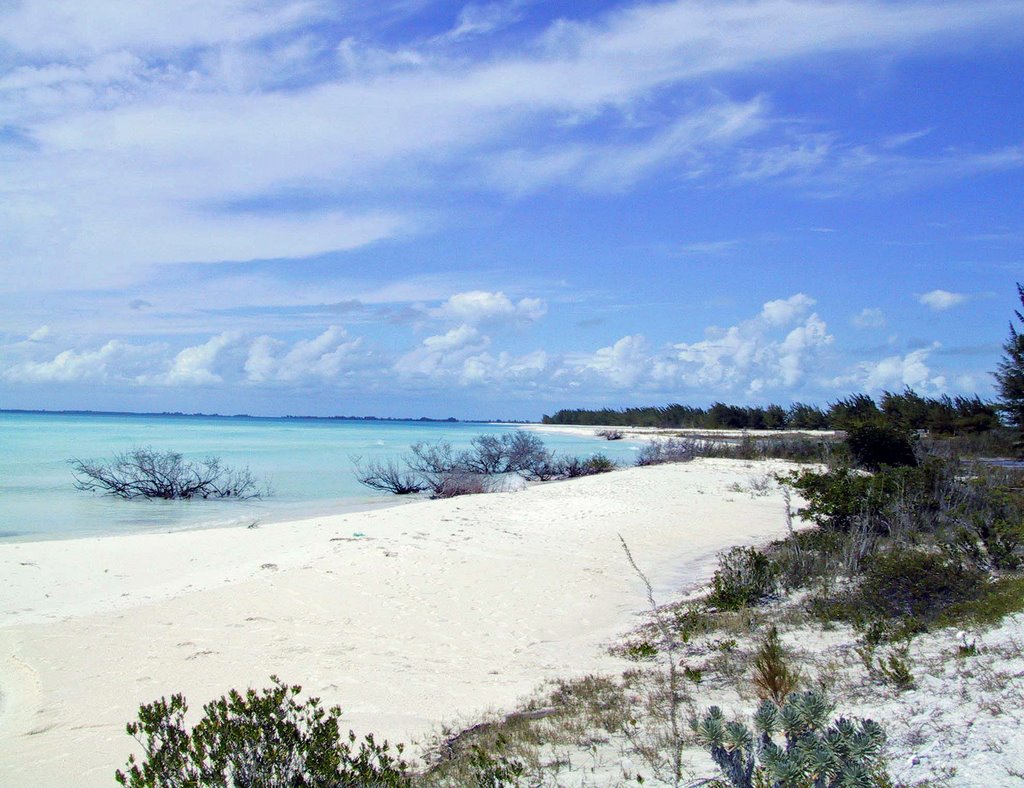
{"left": 0, "top": 412, "right": 640, "bottom": 542}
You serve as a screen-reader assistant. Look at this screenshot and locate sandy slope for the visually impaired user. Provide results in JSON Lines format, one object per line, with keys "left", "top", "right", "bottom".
{"left": 0, "top": 459, "right": 795, "bottom": 787}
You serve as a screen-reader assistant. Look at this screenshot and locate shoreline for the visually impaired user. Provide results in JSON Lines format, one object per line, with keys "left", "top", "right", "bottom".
{"left": 0, "top": 458, "right": 800, "bottom": 787}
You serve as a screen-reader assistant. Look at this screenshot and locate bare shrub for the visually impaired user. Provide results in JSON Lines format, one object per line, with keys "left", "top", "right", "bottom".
{"left": 434, "top": 472, "right": 488, "bottom": 499}
{"left": 352, "top": 457, "right": 425, "bottom": 495}
{"left": 462, "top": 432, "right": 551, "bottom": 475}
{"left": 596, "top": 429, "right": 624, "bottom": 441}
{"left": 635, "top": 438, "right": 698, "bottom": 466}
{"left": 70, "top": 447, "right": 265, "bottom": 500}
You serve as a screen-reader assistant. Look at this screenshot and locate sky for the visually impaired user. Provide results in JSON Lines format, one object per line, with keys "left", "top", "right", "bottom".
{"left": 0, "top": 0, "right": 1022, "bottom": 420}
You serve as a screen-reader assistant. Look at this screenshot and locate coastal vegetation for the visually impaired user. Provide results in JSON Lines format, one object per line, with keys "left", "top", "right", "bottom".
{"left": 354, "top": 432, "right": 615, "bottom": 497}
{"left": 115, "top": 678, "right": 409, "bottom": 787}
{"left": 112, "top": 283, "right": 1024, "bottom": 785}
{"left": 995, "top": 282, "right": 1024, "bottom": 457}
{"left": 70, "top": 447, "right": 266, "bottom": 500}
{"left": 543, "top": 389, "right": 1003, "bottom": 438}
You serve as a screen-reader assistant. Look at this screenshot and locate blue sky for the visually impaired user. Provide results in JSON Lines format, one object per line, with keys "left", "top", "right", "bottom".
{"left": 0, "top": 0, "right": 1021, "bottom": 419}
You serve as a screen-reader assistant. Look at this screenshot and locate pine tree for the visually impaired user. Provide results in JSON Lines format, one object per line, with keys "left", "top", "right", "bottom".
{"left": 995, "top": 282, "right": 1024, "bottom": 457}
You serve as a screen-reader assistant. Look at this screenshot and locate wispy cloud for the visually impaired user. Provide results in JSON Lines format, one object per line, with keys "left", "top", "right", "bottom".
{"left": 3, "top": 0, "right": 1024, "bottom": 293}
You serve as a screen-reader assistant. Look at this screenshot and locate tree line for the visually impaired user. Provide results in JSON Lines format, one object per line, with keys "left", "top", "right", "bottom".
{"left": 542, "top": 389, "right": 1001, "bottom": 435}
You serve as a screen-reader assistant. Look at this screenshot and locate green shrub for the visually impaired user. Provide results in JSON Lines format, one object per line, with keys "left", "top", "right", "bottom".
{"left": 709, "top": 547, "right": 777, "bottom": 610}
{"left": 938, "top": 575, "right": 1024, "bottom": 628}
{"left": 115, "top": 677, "right": 409, "bottom": 787}
{"left": 845, "top": 422, "right": 918, "bottom": 471}
{"left": 858, "top": 548, "right": 987, "bottom": 626}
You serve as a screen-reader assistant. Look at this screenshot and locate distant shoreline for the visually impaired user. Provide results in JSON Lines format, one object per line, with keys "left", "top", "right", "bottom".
{"left": 0, "top": 408, "right": 520, "bottom": 424}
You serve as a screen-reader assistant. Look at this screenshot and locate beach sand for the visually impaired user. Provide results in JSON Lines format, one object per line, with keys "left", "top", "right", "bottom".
{"left": 0, "top": 459, "right": 796, "bottom": 787}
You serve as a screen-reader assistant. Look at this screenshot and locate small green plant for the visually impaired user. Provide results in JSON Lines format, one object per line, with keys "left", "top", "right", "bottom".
{"left": 466, "top": 737, "right": 525, "bottom": 787}
{"left": 691, "top": 691, "right": 888, "bottom": 787}
{"left": 709, "top": 547, "right": 777, "bottom": 610}
{"left": 750, "top": 626, "right": 801, "bottom": 705}
{"left": 115, "top": 677, "right": 409, "bottom": 787}
{"left": 624, "top": 640, "right": 659, "bottom": 661}
{"left": 874, "top": 643, "right": 915, "bottom": 691}
{"left": 683, "top": 666, "right": 704, "bottom": 685}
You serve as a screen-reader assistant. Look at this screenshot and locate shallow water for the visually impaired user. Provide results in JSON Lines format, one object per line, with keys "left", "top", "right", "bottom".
{"left": 0, "top": 412, "right": 639, "bottom": 541}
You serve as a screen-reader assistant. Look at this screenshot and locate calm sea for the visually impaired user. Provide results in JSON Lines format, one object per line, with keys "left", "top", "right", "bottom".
{"left": 0, "top": 412, "right": 639, "bottom": 542}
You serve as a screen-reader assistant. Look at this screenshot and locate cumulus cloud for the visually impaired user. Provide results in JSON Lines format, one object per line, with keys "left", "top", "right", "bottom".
{"left": 666, "top": 294, "right": 833, "bottom": 393}
{"left": 918, "top": 289, "right": 968, "bottom": 310}
{"left": 159, "top": 332, "right": 243, "bottom": 385}
{"left": 459, "top": 349, "right": 549, "bottom": 385}
{"left": 852, "top": 307, "right": 886, "bottom": 328}
{"left": 3, "top": 339, "right": 164, "bottom": 383}
{"left": 394, "top": 324, "right": 490, "bottom": 379}
{"left": 432, "top": 291, "right": 547, "bottom": 325}
{"left": 839, "top": 344, "right": 947, "bottom": 393}
{"left": 244, "top": 326, "right": 363, "bottom": 382}
{"left": 564, "top": 335, "right": 651, "bottom": 388}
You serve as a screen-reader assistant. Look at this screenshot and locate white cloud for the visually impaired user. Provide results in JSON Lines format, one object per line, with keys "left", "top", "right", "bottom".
{"left": 432, "top": 291, "right": 547, "bottom": 325}
{"left": 245, "top": 326, "right": 363, "bottom": 382}
{"left": 159, "top": 332, "right": 243, "bottom": 385}
{"left": 0, "top": 0, "right": 322, "bottom": 56}
{"left": 852, "top": 307, "right": 886, "bottom": 329}
{"left": 439, "top": 1, "right": 524, "bottom": 42}
{"left": 459, "top": 349, "right": 548, "bottom": 385}
{"left": 27, "top": 325, "right": 53, "bottom": 342}
{"left": 3, "top": 339, "right": 163, "bottom": 383}
{"left": 841, "top": 344, "right": 947, "bottom": 393}
{"left": 918, "top": 289, "right": 968, "bottom": 310}
{"left": 3, "top": 0, "right": 1023, "bottom": 291}
{"left": 394, "top": 324, "right": 490, "bottom": 378}
{"left": 668, "top": 294, "right": 833, "bottom": 392}
{"left": 565, "top": 334, "right": 651, "bottom": 388}
{"left": 760, "top": 293, "right": 816, "bottom": 326}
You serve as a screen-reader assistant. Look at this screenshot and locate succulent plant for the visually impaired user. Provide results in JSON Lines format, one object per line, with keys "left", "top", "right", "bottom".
{"left": 691, "top": 691, "right": 888, "bottom": 788}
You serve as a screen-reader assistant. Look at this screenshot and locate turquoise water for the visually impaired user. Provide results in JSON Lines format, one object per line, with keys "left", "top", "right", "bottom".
{"left": 0, "top": 412, "right": 640, "bottom": 542}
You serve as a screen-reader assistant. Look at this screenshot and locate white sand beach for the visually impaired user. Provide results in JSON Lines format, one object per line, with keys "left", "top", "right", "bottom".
{"left": 0, "top": 459, "right": 797, "bottom": 787}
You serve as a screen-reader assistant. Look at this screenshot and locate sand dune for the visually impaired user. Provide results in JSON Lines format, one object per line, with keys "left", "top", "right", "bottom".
{"left": 0, "top": 459, "right": 796, "bottom": 787}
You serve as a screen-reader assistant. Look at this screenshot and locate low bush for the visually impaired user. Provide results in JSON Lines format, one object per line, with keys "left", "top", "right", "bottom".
{"left": 635, "top": 438, "right": 697, "bottom": 466}
{"left": 845, "top": 421, "right": 918, "bottom": 471}
{"left": 709, "top": 547, "right": 777, "bottom": 610}
{"left": 857, "top": 547, "right": 987, "bottom": 626}
{"left": 115, "top": 677, "right": 409, "bottom": 787}
{"left": 938, "top": 575, "right": 1024, "bottom": 628}
{"left": 556, "top": 453, "right": 617, "bottom": 478}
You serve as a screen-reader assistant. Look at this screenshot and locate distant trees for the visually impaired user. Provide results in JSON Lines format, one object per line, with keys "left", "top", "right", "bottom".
{"left": 995, "top": 282, "right": 1024, "bottom": 456}
{"left": 542, "top": 390, "right": 1000, "bottom": 436}
{"left": 70, "top": 447, "right": 265, "bottom": 500}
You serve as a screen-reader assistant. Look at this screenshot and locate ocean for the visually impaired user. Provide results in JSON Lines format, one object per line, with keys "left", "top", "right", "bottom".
{"left": 0, "top": 411, "right": 640, "bottom": 542}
